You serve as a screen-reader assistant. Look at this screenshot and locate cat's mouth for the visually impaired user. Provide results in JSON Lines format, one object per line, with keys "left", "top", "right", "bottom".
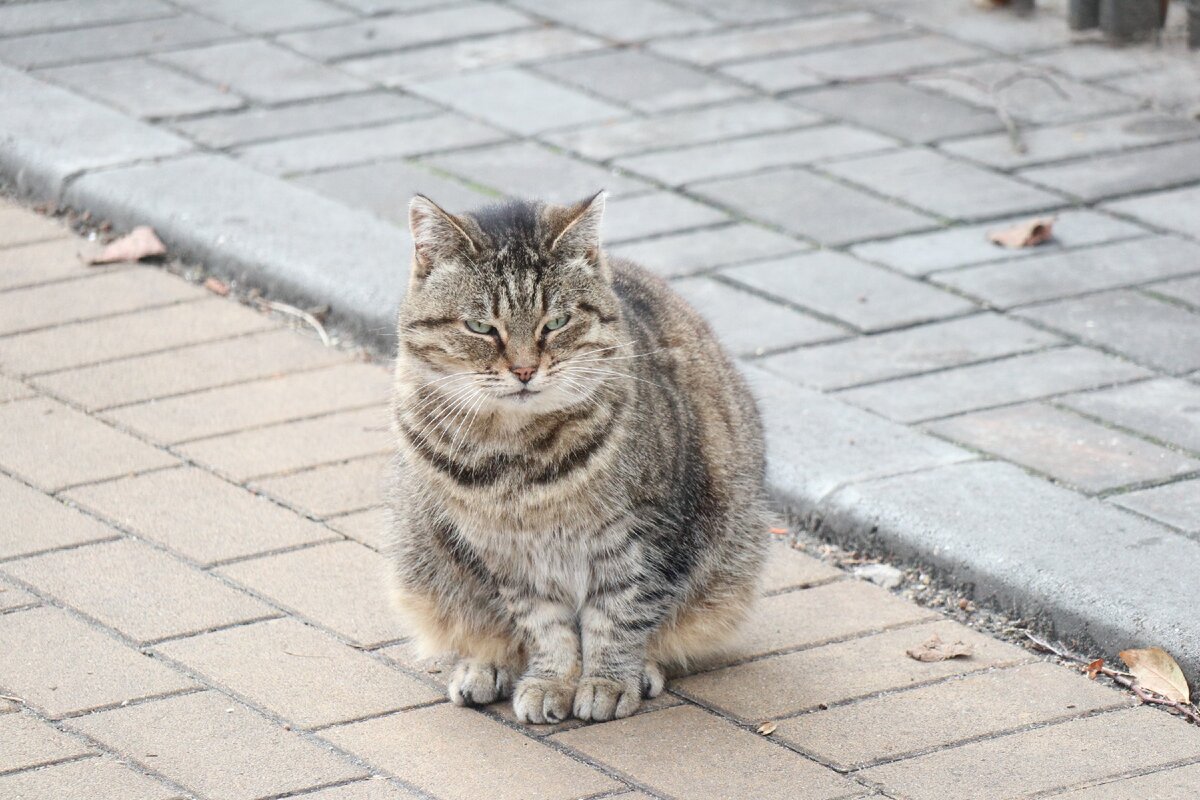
{"left": 503, "top": 388, "right": 541, "bottom": 401}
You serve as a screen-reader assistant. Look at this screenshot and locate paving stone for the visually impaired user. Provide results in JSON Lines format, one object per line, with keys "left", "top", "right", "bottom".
{"left": 0, "top": 714, "right": 92, "bottom": 774}
{"left": 333, "top": 0, "right": 461, "bottom": 11}
{"left": 252, "top": 456, "right": 388, "bottom": 519}
{"left": 650, "top": 11, "right": 902, "bottom": 65}
{"left": 1110, "top": 478, "right": 1200, "bottom": 534}
{"left": 611, "top": 223, "right": 806, "bottom": 279}
{"left": 421, "top": 141, "right": 648, "bottom": 203}
{"left": 553, "top": 705, "right": 853, "bottom": 800}
{"left": 539, "top": 50, "right": 747, "bottom": 113}
{"left": 616, "top": 125, "right": 897, "bottom": 186}
{"left": 1020, "top": 139, "right": 1200, "bottom": 202}
{"left": 725, "top": 250, "right": 975, "bottom": 332}
{"left": 327, "top": 508, "right": 389, "bottom": 551}
{"left": 0, "top": 0, "right": 174, "bottom": 37}
{"left": 37, "top": 57, "right": 244, "bottom": 119}
{"left": 65, "top": 466, "right": 337, "bottom": 566}
{"left": 0, "top": 14, "right": 239, "bottom": 68}
{"left": 0, "top": 472, "right": 117, "bottom": 560}
{"left": 0, "top": 398, "right": 177, "bottom": 492}
{"left": 1026, "top": 43, "right": 1167, "bottom": 81}
{"left": 292, "top": 159, "right": 493, "bottom": 225}
{"left": 544, "top": 98, "right": 821, "bottom": 161}
{"left": 693, "top": 167, "right": 936, "bottom": 245}
{"left": 933, "top": 236, "right": 1200, "bottom": 308}
{"left": 1052, "top": 762, "right": 1200, "bottom": 799}
{"left": 324, "top": 704, "right": 617, "bottom": 800}
{"left": 103, "top": 363, "right": 389, "bottom": 445}
{"left": 671, "top": 276, "right": 845, "bottom": 356}
{"left": 1105, "top": 184, "right": 1200, "bottom": 240}
{"left": 676, "top": 0, "right": 840, "bottom": 23}
{"left": 860, "top": 707, "right": 1200, "bottom": 800}
{"left": 1062, "top": 378, "right": 1200, "bottom": 453}
{"left": 0, "top": 237, "right": 103, "bottom": 292}
{"left": 0, "top": 267, "right": 206, "bottom": 338}
{"left": 172, "top": 91, "right": 437, "bottom": 149}
{"left": 760, "top": 313, "right": 1060, "bottom": 390}
{"left": 510, "top": 0, "right": 715, "bottom": 41}
{"left": 31, "top": 327, "right": 345, "bottom": 411}
{"left": 838, "top": 346, "right": 1150, "bottom": 423}
{"left": 0, "top": 606, "right": 195, "bottom": 718}
{"left": 218, "top": 541, "right": 398, "bottom": 647}
{"left": 602, "top": 192, "right": 728, "bottom": 244}
{"left": 0, "top": 296, "right": 274, "bottom": 377}
{"left": 409, "top": 68, "right": 626, "bottom": 136}
{"left": 792, "top": 81, "right": 1002, "bottom": 144}
{"left": 70, "top": 692, "right": 366, "bottom": 800}
{"left": 777, "top": 34, "right": 986, "bottom": 82}
{"left": 1017, "top": 290, "right": 1200, "bottom": 374}
{"left": 0, "top": 373, "right": 33, "bottom": 403}
{"left": 178, "top": 406, "right": 392, "bottom": 482}
{"left": 1149, "top": 275, "right": 1200, "bottom": 311}
{"left": 928, "top": 403, "right": 1200, "bottom": 493}
{"left": 296, "top": 782, "right": 422, "bottom": 800}
{"left": 172, "top": 0, "right": 352, "bottom": 33}
{"left": 277, "top": 3, "right": 533, "bottom": 61}
{"left": 0, "top": 204, "right": 69, "bottom": 248}
{"left": 157, "top": 618, "right": 440, "bottom": 729}
{"left": 760, "top": 541, "right": 842, "bottom": 593}
{"left": 881, "top": 0, "right": 1071, "bottom": 53}
{"left": 720, "top": 56, "right": 830, "bottom": 94}
{"left": 0, "top": 579, "right": 38, "bottom": 612}
{"left": 1104, "top": 61, "right": 1200, "bottom": 114}
{"left": 0, "top": 755, "right": 183, "bottom": 800}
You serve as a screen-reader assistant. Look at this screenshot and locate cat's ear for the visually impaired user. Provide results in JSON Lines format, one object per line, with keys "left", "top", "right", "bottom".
{"left": 546, "top": 190, "right": 606, "bottom": 261}
{"left": 408, "top": 194, "right": 479, "bottom": 280}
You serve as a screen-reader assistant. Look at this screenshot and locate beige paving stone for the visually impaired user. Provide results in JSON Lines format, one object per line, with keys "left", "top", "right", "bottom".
{"left": 0, "top": 237, "right": 104, "bottom": 291}
{"left": 553, "top": 704, "right": 856, "bottom": 800}
{"left": 675, "top": 620, "right": 1032, "bottom": 721}
{"left": 776, "top": 662, "right": 1132, "bottom": 769}
{"left": 32, "top": 327, "right": 346, "bottom": 411}
{"left": 0, "top": 372, "right": 34, "bottom": 402}
{"left": 860, "top": 707, "right": 1200, "bottom": 800}
{"left": 178, "top": 405, "right": 392, "bottom": 482}
{"left": 0, "top": 713, "right": 92, "bottom": 774}
{"left": 322, "top": 704, "right": 620, "bottom": 800}
{"left": 0, "top": 269, "right": 205, "bottom": 337}
{"left": 0, "top": 297, "right": 276, "bottom": 378}
{"left": 295, "top": 779, "right": 422, "bottom": 799}
{"left": 64, "top": 466, "right": 337, "bottom": 566}
{"left": 0, "top": 578, "right": 38, "bottom": 611}
{"left": 69, "top": 691, "right": 366, "bottom": 800}
{"left": 253, "top": 456, "right": 388, "bottom": 519}
{"left": 0, "top": 755, "right": 184, "bottom": 800}
{"left": 0, "top": 398, "right": 177, "bottom": 492}
{"left": 0, "top": 472, "right": 118, "bottom": 559}
{"left": 218, "top": 541, "right": 398, "bottom": 647}
{"left": 761, "top": 541, "right": 843, "bottom": 593}
{"left": 4, "top": 539, "right": 274, "bottom": 644}
{"left": 1053, "top": 762, "right": 1200, "bottom": 799}
{"left": 0, "top": 204, "right": 69, "bottom": 248}
{"left": 155, "top": 617, "right": 441, "bottom": 729}
{"left": 375, "top": 639, "right": 454, "bottom": 687}
{"left": 0, "top": 606, "right": 196, "bottom": 718}
{"left": 327, "top": 506, "right": 389, "bottom": 551}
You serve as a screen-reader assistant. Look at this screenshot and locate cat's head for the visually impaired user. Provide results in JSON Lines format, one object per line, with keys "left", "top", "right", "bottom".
{"left": 397, "top": 192, "right": 624, "bottom": 414}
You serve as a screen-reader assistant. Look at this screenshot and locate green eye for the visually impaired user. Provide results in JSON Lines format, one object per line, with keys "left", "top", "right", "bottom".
{"left": 544, "top": 315, "right": 569, "bottom": 332}
{"left": 465, "top": 320, "right": 494, "bottom": 335}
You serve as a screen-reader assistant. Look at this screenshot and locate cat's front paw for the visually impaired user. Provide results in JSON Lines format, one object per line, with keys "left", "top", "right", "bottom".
{"left": 448, "top": 659, "right": 516, "bottom": 706}
{"left": 513, "top": 676, "right": 575, "bottom": 724}
{"left": 573, "top": 676, "right": 641, "bottom": 722}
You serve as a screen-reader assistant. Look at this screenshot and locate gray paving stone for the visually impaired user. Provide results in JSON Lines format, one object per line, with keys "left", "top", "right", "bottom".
{"left": 1103, "top": 60, "right": 1200, "bottom": 113}
{"left": 838, "top": 346, "right": 1150, "bottom": 423}
{"left": 791, "top": 81, "right": 1003, "bottom": 144}
{"left": 1052, "top": 763, "right": 1200, "bottom": 800}
{"left": 537, "top": 50, "right": 747, "bottom": 113}
{"left": 1020, "top": 139, "right": 1200, "bottom": 202}
{"left": 277, "top": 3, "right": 533, "bottom": 61}
{"left": 544, "top": 98, "right": 821, "bottom": 161}
{"left": 880, "top": 0, "right": 1073, "bottom": 53}
{"left": 851, "top": 210, "right": 1147, "bottom": 276}
{"left": 1016, "top": 290, "right": 1200, "bottom": 374}
{"left": 1105, "top": 184, "right": 1200, "bottom": 240}
{"left": 1026, "top": 43, "right": 1168, "bottom": 81}
{"left": 0, "top": 0, "right": 173, "bottom": 36}
{"left": 609, "top": 223, "right": 806, "bottom": 278}
{"left": 724, "top": 250, "right": 976, "bottom": 332}
{"left": 37, "top": 57, "right": 244, "bottom": 120}
{"left": 928, "top": 402, "right": 1200, "bottom": 493}
{"left": 676, "top": 0, "right": 841, "bottom": 23}
{"left": 602, "top": 192, "right": 728, "bottom": 244}
{"left": 759, "top": 313, "right": 1061, "bottom": 390}
{"left": 408, "top": 68, "right": 626, "bottom": 135}
{"left": 172, "top": 91, "right": 437, "bottom": 149}
{"left": 933, "top": 236, "right": 1200, "bottom": 308}
{"left": 823, "top": 149, "right": 1062, "bottom": 222}
{"left": 670, "top": 276, "right": 845, "bottom": 356}
{"left": 157, "top": 40, "right": 368, "bottom": 104}
{"left": 693, "top": 167, "right": 936, "bottom": 246}
{"left": 1111, "top": 478, "right": 1200, "bottom": 534}
{"left": 614, "top": 125, "right": 897, "bottom": 186}
{"left": 335, "top": 0, "right": 461, "bottom": 11}
{"left": 0, "top": 13, "right": 239, "bottom": 68}
{"left": 509, "top": 0, "right": 715, "bottom": 41}
{"left": 772, "top": 33, "right": 986, "bottom": 81}
{"left": 0, "top": 65, "right": 193, "bottom": 199}
{"left": 0, "top": 579, "right": 37, "bottom": 612}
{"left": 1062, "top": 378, "right": 1200, "bottom": 453}
{"left": 1150, "top": 275, "right": 1200, "bottom": 309}
{"left": 293, "top": 160, "right": 493, "bottom": 226}
{"left": 719, "top": 55, "right": 829, "bottom": 94}
{"left": 172, "top": 0, "right": 352, "bottom": 33}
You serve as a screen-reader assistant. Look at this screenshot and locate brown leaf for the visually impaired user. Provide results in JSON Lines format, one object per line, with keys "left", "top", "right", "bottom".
{"left": 1120, "top": 647, "right": 1190, "bottom": 703}
{"left": 987, "top": 216, "right": 1056, "bottom": 249}
{"left": 203, "top": 277, "right": 230, "bottom": 296}
{"left": 1086, "top": 658, "right": 1104, "bottom": 680}
{"left": 906, "top": 633, "right": 974, "bottom": 662}
{"left": 87, "top": 225, "right": 166, "bottom": 265}
{"left": 757, "top": 721, "right": 777, "bottom": 736}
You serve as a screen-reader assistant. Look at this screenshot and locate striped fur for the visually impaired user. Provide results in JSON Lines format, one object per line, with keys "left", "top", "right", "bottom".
{"left": 387, "top": 193, "right": 768, "bottom": 723}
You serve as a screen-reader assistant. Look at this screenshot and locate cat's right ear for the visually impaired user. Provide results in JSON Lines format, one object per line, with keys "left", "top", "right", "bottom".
{"left": 409, "top": 194, "right": 478, "bottom": 280}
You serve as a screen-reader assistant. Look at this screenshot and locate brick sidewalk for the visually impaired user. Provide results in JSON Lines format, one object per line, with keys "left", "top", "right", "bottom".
{"left": 2, "top": 201, "right": 1199, "bottom": 799}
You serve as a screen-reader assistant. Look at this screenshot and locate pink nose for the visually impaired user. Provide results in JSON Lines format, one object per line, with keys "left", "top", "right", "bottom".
{"left": 510, "top": 365, "right": 537, "bottom": 383}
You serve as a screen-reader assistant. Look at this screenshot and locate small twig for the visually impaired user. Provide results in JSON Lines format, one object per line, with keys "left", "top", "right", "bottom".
{"left": 255, "top": 299, "right": 332, "bottom": 347}
{"left": 0, "top": 693, "right": 24, "bottom": 703}
{"left": 282, "top": 649, "right": 334, "bottom": 659}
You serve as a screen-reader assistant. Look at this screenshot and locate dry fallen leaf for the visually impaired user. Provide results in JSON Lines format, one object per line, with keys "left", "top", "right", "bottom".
{"left": 203, "top": 276, "right": 230, "bottom": 296}
{"left": 88, "top": 225, "right": 166, "bottom": 265}
{"left": 1120, "top": 647, "right": 1190, "bottom": 703}
{"left": 907, "top": 633, "right": 974, "bottom": 662}
{"left": 757, "top": 721, "right": 777, "bottom": 736}
{"left": 1086, "top": 658, "right": 1104, "bottom": 680}
{"left": 987, "top": 216, "right": 1056, "bottom": 249}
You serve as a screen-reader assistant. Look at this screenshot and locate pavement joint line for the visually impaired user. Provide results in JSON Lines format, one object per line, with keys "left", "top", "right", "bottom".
{"left": 1045, "top": 397, "right": 1200, "bottom": 462}
{"left": 0, "top": 290, "right": 210, "bottom": 343}
{"left": 906, "top": 232, "right": 1158, "bottom": 279}
{"left": 152, "top": 400, "right": 391, "bottom": 447}
{"left": 0, "top": 748, "right": 98, "bottom": 780}
{"left": 0, "top": 264, "right": 139, "bottom": 296}
{"left": 1037, "top": 756, "right": 1200, "bottom": 798}
{"left": 320, "top": 21, "right": 542, "bottom": 66}
{"left": 807, "top": 342, "right": 1071, "bottom": 392}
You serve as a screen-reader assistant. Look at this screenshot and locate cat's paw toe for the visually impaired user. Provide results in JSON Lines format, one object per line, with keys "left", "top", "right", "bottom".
{"left": 574, "top": 676, "right": 641, "bottom": 722}
{"left": 641, "top": 662, "right": 666, "bottom": 698}
{"left": 513, "top": 676, "right": 575, "bottom": 725}
{"left": 449, "top": 660, "right": 512, "bottom": 706}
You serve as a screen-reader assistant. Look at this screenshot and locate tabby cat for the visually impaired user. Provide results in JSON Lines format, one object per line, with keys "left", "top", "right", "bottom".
{"left": 387, "top": 191, "right": 767, "bottom": 723}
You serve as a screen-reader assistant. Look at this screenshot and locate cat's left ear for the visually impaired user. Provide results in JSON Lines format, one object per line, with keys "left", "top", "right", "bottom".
{"left": 546, "top": 190, "right": 606, "bottom": 264}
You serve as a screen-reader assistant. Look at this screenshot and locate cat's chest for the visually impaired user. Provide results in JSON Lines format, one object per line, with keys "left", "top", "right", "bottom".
{"left": 478, "top": 528, "right": 594, "bottom": 604}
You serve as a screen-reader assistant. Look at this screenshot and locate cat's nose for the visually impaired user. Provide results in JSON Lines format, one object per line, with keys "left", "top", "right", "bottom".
{"left": 510, "top": 365, "right": 537, "bottom": 383}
